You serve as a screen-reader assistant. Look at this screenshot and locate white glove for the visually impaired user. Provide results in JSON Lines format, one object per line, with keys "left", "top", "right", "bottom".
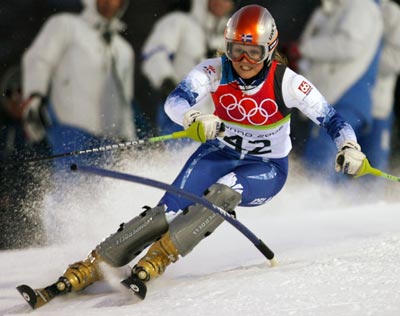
{"left": 335, "top": 141, "right": 366, "bottom": 175}
{"left": 183, "top": 109, "right": 225, "bottom": 140}
{"left": 22, "top": 96, "right": 51, "bottom": 143}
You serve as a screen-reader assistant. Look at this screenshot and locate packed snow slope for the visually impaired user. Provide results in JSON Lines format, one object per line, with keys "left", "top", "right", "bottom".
{"left": 1, "top": 144, "right": 400, "bottom": 316}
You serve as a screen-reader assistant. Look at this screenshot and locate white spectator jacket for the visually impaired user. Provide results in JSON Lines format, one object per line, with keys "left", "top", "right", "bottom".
{"left": 372, "top": 0, "right": 400, "bottom": 119}
{"left": 23, "top": 0, "right": 135, "bottom": 139}
{"left": 141, "top": 0, "right": 229, "bottom": 90}
{"left": 299, "top": 0, "right": 383, "bottom": 105}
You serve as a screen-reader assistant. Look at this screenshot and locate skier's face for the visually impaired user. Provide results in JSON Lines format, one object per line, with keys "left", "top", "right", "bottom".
{"left": 231, "top": 57, "right": 264, "bottom": 79}
{"left": 97, "top": 0, "right": 124, "bottom": 20}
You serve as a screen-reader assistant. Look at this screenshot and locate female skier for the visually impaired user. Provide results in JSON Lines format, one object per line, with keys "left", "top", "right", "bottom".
{"left": 17, "top": 4, "right": 366, "bottom": 308}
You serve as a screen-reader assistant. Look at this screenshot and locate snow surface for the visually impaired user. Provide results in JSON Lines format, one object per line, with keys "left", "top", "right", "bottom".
{"left": 1, "top": 144, "right": 400, "bottom": 316}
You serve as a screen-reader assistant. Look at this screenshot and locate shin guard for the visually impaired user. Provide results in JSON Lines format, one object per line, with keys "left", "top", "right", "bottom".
{"left": 169, "top": 183, "right": 241, "bottom": 256}
{"left": 95, "top": 206, "right": 169, "bottom": 267}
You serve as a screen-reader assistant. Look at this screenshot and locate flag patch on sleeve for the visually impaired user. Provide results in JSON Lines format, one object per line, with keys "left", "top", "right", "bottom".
{"left": 298, "top": 80, "right": 313, "bottom": 95}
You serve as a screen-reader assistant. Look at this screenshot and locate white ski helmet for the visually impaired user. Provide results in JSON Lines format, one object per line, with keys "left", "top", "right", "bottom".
{"left": 225, "top": 5, "right": 278, "bottom": 66}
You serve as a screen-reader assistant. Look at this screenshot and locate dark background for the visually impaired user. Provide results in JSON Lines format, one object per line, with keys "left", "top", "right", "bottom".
{"left": 0, "top": 0, "right": 398, "bottom": 249}
{"left": 0, "top": 0, "right": 398, "bottom": 159}
{"left": 0, "top": 0, "right": 321, "bottom": 101}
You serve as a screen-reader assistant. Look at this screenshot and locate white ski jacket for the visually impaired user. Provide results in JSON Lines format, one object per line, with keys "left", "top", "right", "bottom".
{"left": 299, "top": 0, "right": 383, "bottom": 105}
{"left": 23, "top": 0, "right": 135, "bottom": 139}
{"left": 141, "top": 0, "right": 229, "bottom": 90}
{"left": 165, "top": 57, "right": 357, "bottom": 159}
{"left": 372, "top": 0, "right": 400, "bottom": 119}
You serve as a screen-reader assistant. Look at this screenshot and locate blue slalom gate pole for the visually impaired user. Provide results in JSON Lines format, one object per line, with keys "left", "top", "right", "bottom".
{"left": 72, "top": 164, "right": 277, "bottom": 266}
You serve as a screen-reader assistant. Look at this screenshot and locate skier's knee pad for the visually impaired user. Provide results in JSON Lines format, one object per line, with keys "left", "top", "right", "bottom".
{"left": 169, "top": 183, "right": 241, "bottom": 257}
{"left": 95, "top": 206, "right": 169, "bottom": 267}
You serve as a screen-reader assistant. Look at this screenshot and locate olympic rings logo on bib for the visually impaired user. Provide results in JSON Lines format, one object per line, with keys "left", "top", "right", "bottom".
{"left": 218, "top": 94, "right": 278, "bottom": 125}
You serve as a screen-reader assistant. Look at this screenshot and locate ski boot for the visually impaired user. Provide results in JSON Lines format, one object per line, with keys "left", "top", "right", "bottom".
{"left": 121, "top": 232, "right": 179, "bottom": 299}
{"left": 17, "top": 205, "right": 170, "bottom": 309}
{"left": 17, "top": 250, "right": 102, "bottom": 309}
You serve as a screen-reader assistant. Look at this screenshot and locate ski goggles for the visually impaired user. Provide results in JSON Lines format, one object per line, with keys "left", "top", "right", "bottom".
{"left": 226, "top": 41, "right": 267, "bottom": 64}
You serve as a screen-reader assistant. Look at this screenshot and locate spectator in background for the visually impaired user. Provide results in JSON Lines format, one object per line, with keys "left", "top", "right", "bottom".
{"left": 140, "top": 0, "right": 237, "bottom": 136}
{"left": 298, "top": 0, "right": 383, "bottom": 183}
{"left": 22, "top": 0, "right": 136, "bottom": 170}
{"left": 393, "top": 77, "right": 400, "bottom": 167}
{"left": 0, "top": 65, "right": 52, "bottom": 249}
{"left": 362, "top": 0, "right": 400, "bottom": 173}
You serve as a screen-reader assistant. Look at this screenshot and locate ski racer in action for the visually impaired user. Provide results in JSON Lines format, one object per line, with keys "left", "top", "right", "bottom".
{"left": 17, "top": 4, "right": 367, "bottom": 308}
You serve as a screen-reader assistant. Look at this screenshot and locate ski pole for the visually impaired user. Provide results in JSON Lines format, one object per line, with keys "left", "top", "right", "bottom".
{"left": 1, "top": 121, "right": 207, "bottom": 165}
{"left": 72, "top": 164, "right": 278, "bottom": 267}
{"left": 355, "top": 158, "right": 400, "bottom": 182}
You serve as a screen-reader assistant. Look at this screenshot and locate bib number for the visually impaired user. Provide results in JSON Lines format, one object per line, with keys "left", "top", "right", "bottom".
{"left": 223, "top": 135, "right": 272, "bottom": 155}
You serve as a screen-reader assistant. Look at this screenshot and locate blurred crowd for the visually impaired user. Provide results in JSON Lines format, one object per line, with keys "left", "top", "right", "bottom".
{"left": 1, "top": 0, "right": 399, "bottom": 249}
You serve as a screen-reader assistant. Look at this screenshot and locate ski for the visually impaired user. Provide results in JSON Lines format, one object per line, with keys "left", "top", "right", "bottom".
{"left": 17, "top": 273, "right": 147, "bottom": 309}
{"left": 120, "top": 275, "right": 147, "bottom": 300}
{"left": 16, "top": 276, "right": 71, "bottom": 309}
{"left": 16, "top": 283, "right": 62, "bottom": 309}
